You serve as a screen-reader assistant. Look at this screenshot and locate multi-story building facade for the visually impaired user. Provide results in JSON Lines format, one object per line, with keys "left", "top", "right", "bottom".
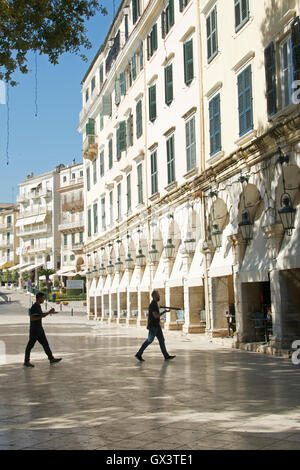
{"left": 57, "top": 162, "right": 86, "bottom": 280}
{"left": 16, "top": 168, "right": 62, "bottom": 284}
{"left": 80, "top": 0, "right": 300, "bottom": 354}
{"left": 0, "top": 203, "right": 19, "bottom": 272}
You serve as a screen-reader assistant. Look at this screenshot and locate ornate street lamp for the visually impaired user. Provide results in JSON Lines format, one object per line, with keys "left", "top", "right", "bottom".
{"left": 106, "top": 260, "right": 114, "bottom": 276}
{"left": 136, "top": 249, "right": 146, "bottom": 267}
{"left": 211, "top": 223, "right": 223, "bottom": 249}
{"left": 278, "top": 194, "right": 296, "bottom": 236}
{"left": 99, "top": 263, "right": 106, "bottom": 277}
{"left": 115, "top": 257, "right": 123, "bottom": 273}
{"left": 164, "top": 238, "right": 175, "bottom": 259}
{"left": 149, "top": 244, "right": 159, "bottom": 264}
{"left": 184, "top": 233, "right": 196, "bottom": 254}
{"left": 125, "top": 253, "right": 134, "bottom": 270}
{"left": 238, "top": 211, "right": 254, "bottom": 243}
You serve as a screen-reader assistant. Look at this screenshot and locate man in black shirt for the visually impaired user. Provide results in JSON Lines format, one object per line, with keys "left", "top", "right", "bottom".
{"left": 24, "top": 292, "right": 62, "bottom": 368}
{"left": 135, "top": 290, "right": 176, "bottom": 362}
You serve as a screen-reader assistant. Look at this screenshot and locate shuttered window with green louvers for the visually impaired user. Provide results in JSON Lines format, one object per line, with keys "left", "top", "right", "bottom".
{"left": 108, "top": 138, "right": 113, "bottom": 169}
{"left": 87, "top": 208, "right": 92, "bottom": 237}
{"left": 264, "top": 42, "right": 277, "bottom": 118}
{"left": 165, "top": 64, "right": 173, "bottom": 105}
{"left": 184, "top": 39, "right": 194, "bottom": 85}
{"left": 149, "top": 85, "right": 157, "bottom": 122}
{"left": 132, "top": 54, "right": 136, "bottom": 80}
{"left": 136, "top": 99, "right": 143, "bottom": 138}
{"left": 120, "top": 72, "right": 126, "bottom": 95}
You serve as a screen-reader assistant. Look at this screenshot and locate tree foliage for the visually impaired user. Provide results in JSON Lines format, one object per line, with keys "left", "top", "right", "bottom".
{"left": 0, "top": 0, "right": 107, "bottom": 85}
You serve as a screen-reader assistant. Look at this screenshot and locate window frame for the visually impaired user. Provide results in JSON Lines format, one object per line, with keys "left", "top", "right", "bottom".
{"left": 186, "top": 115, "right": 196, "bottom": 171}
{"left": 150, "top": 150, "right": 158, "bottom": 195}
{"left": 209, "top": 93, "right": 221, "bottom": 157}
{"left": 166, "top": 134, "right": 175, "bottom": 185}
{"left": 206, "top": 6, "right": 218, "bottom": 63}
{"left": 237, "top": 64, "right": 253, "bottom": 137}
{"left": 234, "top": 0, "right": 249, "bottom": 33}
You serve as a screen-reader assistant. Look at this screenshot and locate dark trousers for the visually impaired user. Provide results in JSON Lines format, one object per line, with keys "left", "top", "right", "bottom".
{"left": 137, "top": 326, "right": 169, "bottom": 358}
{"left": 24, "top": 325, "right": 54, "bottom": 363}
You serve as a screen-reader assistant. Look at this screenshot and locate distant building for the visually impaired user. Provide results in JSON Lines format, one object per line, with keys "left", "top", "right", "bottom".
{"left": 0, "top": 203, "right": 19, "bottom": 272}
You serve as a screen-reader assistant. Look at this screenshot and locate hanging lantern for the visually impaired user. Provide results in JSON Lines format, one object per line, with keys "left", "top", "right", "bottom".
{"left": 125, "top": 253, "right": 134, "bottom": 270}
{"left": 115, "top": 257, "right": 123, "bottom": 273}
{"left": 136, "top": 249, "right": 146, "bottom": 267}
{"left": 99, "top": 263, "right": 106, "bottom": 277}
{"left": 184, "top": 234, "right": 196, "bottom": 254}
{"left": 278, "top": 194, "right": 296, "bottom": 236}
{"left": 239, "top": 211, "right": 253, "bottom": 242}
{"left": 164, "top": 238, "right": 175, "bottom": 259}
{"left": 211, "top": 224, "right": 223, "bottom": 249}
{"left": 106, "top": 260, "right": 114, "bottom": 275}
{"left": 92, "top": 265, "right": 97, "bottom": 275}
{"left": 149, "top": 244, "right": 159, "bottom": 264}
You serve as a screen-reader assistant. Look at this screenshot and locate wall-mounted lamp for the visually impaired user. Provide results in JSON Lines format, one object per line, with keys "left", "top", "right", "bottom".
{"left": 238, "top": 176, "right": 253, "bottom": 243}
{"left": 276, "top": 147, "right": 296, "bottom": 236}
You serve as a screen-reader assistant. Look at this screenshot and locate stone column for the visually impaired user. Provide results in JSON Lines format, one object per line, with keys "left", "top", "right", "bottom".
{"left": 164, "top": 258, "right": 177, "bottom": 330}
{"left": 202, "top": 243, "right": 213, "bottom": 337}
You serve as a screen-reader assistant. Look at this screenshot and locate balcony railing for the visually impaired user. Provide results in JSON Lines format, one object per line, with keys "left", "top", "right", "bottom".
{"left": 16, "top": 225, "right": 51, "bottom": 237}
{"left": 30, "top": 189, "right": 52, "bottom": 199}
{"left": 58, "top": 220, "right": 84, "bottom": 232}
{"left": 0, "top": 241, "right": 13, "bottom": 249}
{"left": 62, "top": 199, "right": 84, "bottom": 212}
{"left": 25, "top": 244, "right": 51, "bottom": 254}
{"left": 83, "top": 134, "right": 98, "bottom": 161}
{"left": 17, "top": 209, "right": 49, "bottom": 219}
{"left": 0, "top": 223, "right": 12, "bottom": 232}
{"left": 72, "top": 242, "right": 84, "bottom": 252}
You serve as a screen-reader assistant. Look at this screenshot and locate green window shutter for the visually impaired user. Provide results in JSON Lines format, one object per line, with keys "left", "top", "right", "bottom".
{"left": 207, "top": 6, "right": 218, "bottom": 62}
{"left": 165, "top": 64, "right": 173, "bottom": 105}
{"left": 119, "top": 121, "right": 127, "bottom": 152}
{"left": 184, "top": 39, "right": 194, "bottom": 85}
{"left": 99, "top": 64, "right": 104, "bottom": 87}
{"left": 127, "top": 114, "right": 133, "bottom": 147}
{"left": 137, "top": 164, "right": 143, "bottom": 204}
{"left": 167, "top": 135, "right": 175, "bottom": 184}
{"left": 120, "top": 72, "right": 126, "bottom": 95}
{"left": 125, "top": 14, "right": 129, "bottom": 40}
{"left": 136, "top": 100, "right": 142, "bottom": 138}
{"left": 179, "top": 0, "right": 184, "bottom": 12}
{"left": 93, "top": 203, "right": 98, "bottom": 234}
{"left": 149, "top": 85, "right": 157, "bottom": 122}
{"left": 264, "top": 42, "right": 277, "bottom": 118}
{"left": 127, "top": 174, "right": 131, "bottom": 211}
{"left": 169, "top": 0, "right": 174, "bottom": 27}
{"left": 161, "top": 12, "right": 166, "bottom": 38}
{"left": 291, "top": 16, "right": 300, "bottom": 81}
{"left": 151, "top": 150, "right": 158, "bottom": 195}
{"left": 100, "top": 107, "right": 104, "bottom": 131}
{"left": 152, "top": 24, "right": 158, "bottom": 52}
{"left": 132, "top": 54, "right": 136, "bottom": 80}
{"left": 86, "top": 167, "right": 90, "bottom": 191}
{"left": 88, "top": 208, "right": 91, "bottom": 237}
{"left": 115, "top": 79, "right": 121, "bottom": 105}
{"left": 86, "top": 118, "right": 95, "bottom": 136}
{"left": 108, "top": 138, "right": 113, "bottom": 169}
{"left": 139, "top": 40, "right": 144, "bottom": 69}
{"left": 100, "top": 150, "right": 104, "bottom": 177}
{"left": 116, "top": 127, "right": 120, "bottom": 160}
{"left": 132, "top": 0, "right": 138, "bottom": 24}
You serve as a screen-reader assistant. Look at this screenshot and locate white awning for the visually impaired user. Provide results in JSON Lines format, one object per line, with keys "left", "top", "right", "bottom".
{"left": 22, "top": 216, "right": 38, "bottom": 226}
{"left": 89, "top": 278, "right": 97, "bottom": 296}
{"left": 129, "top": 265, "right": 141, "bottom": 292}
{"left": 186, "top": 241, "right": 204, "bottom": 287}
{"left": 277, "top": 206, "right": 300, "bottom": 270}
{"left": 167, "top": 247, "right": 185, "bottom": 288}
{"left": 15, "top": 220, "right": 23, "bottom": 227}
{"left": 103, "top": 274, "right": 112, "bottom": 294}
{"left": 140, "top": 265, "right": 150, "bottom": 292}
{"left": 95, "top": 276, "right": 104, "bottom": 295}
{"left": 153, "top": 256, "right": 166, "bottom": 288}
{"left": 20, "top": 262, "right": 43, "bottom": 273}
{"left": 209, "top": 224, "right": 234, "bottom": 278}
{"left": 239, "top": 218, "right": 270, "bottom": 283}
{"left": 8, "top": 262, "right": 29, "bottom": 272}
{"left": 35, "top": 214, "right": 47, "bottom": 223}
{"left": 56, "top": 267, "right": 75, "bottom": 276}
{"left": 119, "top": 270, "right": 130, "bottom": 292}
{"left": 110, "top": 272, "right": 120, "bottom": 294}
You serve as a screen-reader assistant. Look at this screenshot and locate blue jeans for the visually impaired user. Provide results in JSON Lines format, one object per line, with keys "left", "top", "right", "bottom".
{"left": 137, "top": 326, "right": 169, "bottom": 359}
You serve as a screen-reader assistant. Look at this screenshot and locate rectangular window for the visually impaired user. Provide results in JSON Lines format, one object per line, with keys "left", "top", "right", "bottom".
{"left": 125, "top": 13, "right": 129, "bottom": 41}
{"left": 132, "top": 0, "right": 140, "bottom": 24}
{"left": 79, "top": 232, "right": 83, "bottom": 243}
{"left": 206, "top": 6, "right": 218, "bottom": 62}
{"left": 127, "top": 113, "right": 133, "bottom": 147}
{"left": 88, "top": 208, "right": 92, "bottom": 237}
{"left": 117, "top": 183, "right": 121, "bottom": 220}
{"left": 209, "top": 94, "right": 221, "bottom": 156}
{"left": 93, "top": 158, "right": 97, "bottom": 185}
{"left": 147, "top": 24, "right": 158, "bottom": 59}
{"left": 264, "top": 42, "right": 277, "bottom": 118}
{"left": 186, "top": 115, "right": 196, "bottom": 171}
{"left": 291, "top": 16, "right": 300, "bottom": 81}
{"left": 179, "top": 0, "right": 190, "bottom": 12}
{"left": 100, "top": 107, "right": 104, "bottom": 131}
{"left": 164, "top": 64, "right": 173, "bottom": 105}
{"left": 71, "top": 233, "right": 75, "bottom": 245}
{"left": 91, "top": 76, "right": 95, "bottom": 92}
{"left": 139, "top": 40, "right": 144, "bottom": 70}
{"left": 234, "top": 0, "right": 249, "bottom": 32}
{"left": 86, "top": 167, "right": 90, "bottom": 191}
{"left": 132, "top": 54, "right": 136, "bottom": 80}
{"left": 93, "top": 202, "right": 98, "bottom": 234}
{"left": 120, "top": 71, "right": 126, "bottom": 95}
{"left": 137, "top": 164, "right": 143, "bottom": 204}
{"left": 136, "top": 99, "right": 143, "bottom": 138}
{"left": 238, "top": 65, "right": 253, "bottom": 136}
{"left": 149, "top": 85, "right": 157, "bottom": 122}
{"left": 109, "top": 191, "right": 113, "bottom": 225}
{"left": 162, "top": 0, "right": 175, "bottom": 38}
{"left": 117, "top": 121, "right": 126, "bottom": 160}
{"left": 99, "top": 64, "right": 104, "bottom": 87}
{"left": 100, "top": 150, "right": 104, "bottom": 177}
{"left": 7, "top": 216, "right": 11, "bottom": 225}
{"left": 108, "top": 138, "right": 113, "bottom": 169}
{"left": 280, "top": 37, "right": 293, "bottom": 108}
{"left": 184, "top": 39, "right": 194, "bottom": 85}
{"left": 151, "top": 150, "right": 158, "bottom": 195}
{"left": 85, "top": 89, "right": 89, "bottom": 102}
{"left": 101, "top": 197, "right": 106, "bottom": 230}
{"left": 63, "top": 234, "right": 68, "bottom": 246}
{"left": 127, "top": 174, "right": 131, "bottom": 212}
{"left": 166, "top": 135, "right": 175, "bottom": 185}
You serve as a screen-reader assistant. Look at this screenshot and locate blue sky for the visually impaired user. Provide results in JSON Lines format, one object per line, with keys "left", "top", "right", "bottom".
{"left": 0, "top": 0, "right": 122, "bottom": 203}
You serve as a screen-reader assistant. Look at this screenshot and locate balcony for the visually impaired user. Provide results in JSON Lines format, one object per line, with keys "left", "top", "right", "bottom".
{"left": 72, "top": 242, "right": 84, "bottom": 253}
{"left": 16, "top": 194, "right": 28, "bottom": 203}
{"left": 25, "top": 244, "right": 51, "bottom": 254}
{"left": 17, "top": 209, "right": 50, "bottom": 220}
{"left": 0, "top": 223, "right": 12, "bottom": 232}
{"left": 0, "top": 240, "right": 13, "bottom": 249}
{"left": 16, "top": 225, "right": 50, "bottom": 237}
{"left": 83, "top": 134, "right": 98, "bottom": 161}
{"left": 31, "top": 189, "right": 52, "bottom": 199}
{"left": 58, "top": 220, "right": 84, "bottom": 232}
{"left": 62, "top": 199, "right": 84, "bottom": 212}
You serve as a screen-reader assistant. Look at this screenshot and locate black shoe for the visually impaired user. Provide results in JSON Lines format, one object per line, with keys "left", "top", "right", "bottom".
{"left": 24, "top": 362, "right": 35, "bottom": 368}
{"left": 165, "top": 355, "right": 176, "bottom": 361}
{"left": 135, "top": 354, "right": 145, "bottom": 362}
{"left": 50, "top": 358, "right": 62, "bottom": 364}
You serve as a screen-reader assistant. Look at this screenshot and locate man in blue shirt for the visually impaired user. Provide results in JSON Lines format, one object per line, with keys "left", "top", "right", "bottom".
{"left": 24, "top": 292, "right": 62, "bottom": 368}
{"left": 135, "top": 290, "right": 176, "bottom": 362}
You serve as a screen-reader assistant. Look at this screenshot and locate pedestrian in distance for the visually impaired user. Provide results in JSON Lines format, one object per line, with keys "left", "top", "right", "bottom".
{"left": 135, "top": 290, "right": 176, "bottom": 362}
{"left": 24, "top": 292, "right": 62, "bottom": 368}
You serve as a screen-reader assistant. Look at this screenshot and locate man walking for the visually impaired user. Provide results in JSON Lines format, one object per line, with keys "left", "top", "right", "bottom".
{"left": 24, "top": 292, "right": 62, "bottom": 368}
{"left": 135, "top": 290, "right": 176, "bottom": 362}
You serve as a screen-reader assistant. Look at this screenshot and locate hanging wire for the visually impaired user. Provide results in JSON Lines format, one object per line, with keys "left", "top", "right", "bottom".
{"left": 6, "top": 82, "right": 9, "bottom": 165}
{"left": 34, "top": 51, "right": 38, "bottom": 117}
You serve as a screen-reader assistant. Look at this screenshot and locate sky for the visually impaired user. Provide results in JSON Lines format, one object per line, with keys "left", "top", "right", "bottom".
{"left": 0, "top": 0, "right": 122, "bottom": 203}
